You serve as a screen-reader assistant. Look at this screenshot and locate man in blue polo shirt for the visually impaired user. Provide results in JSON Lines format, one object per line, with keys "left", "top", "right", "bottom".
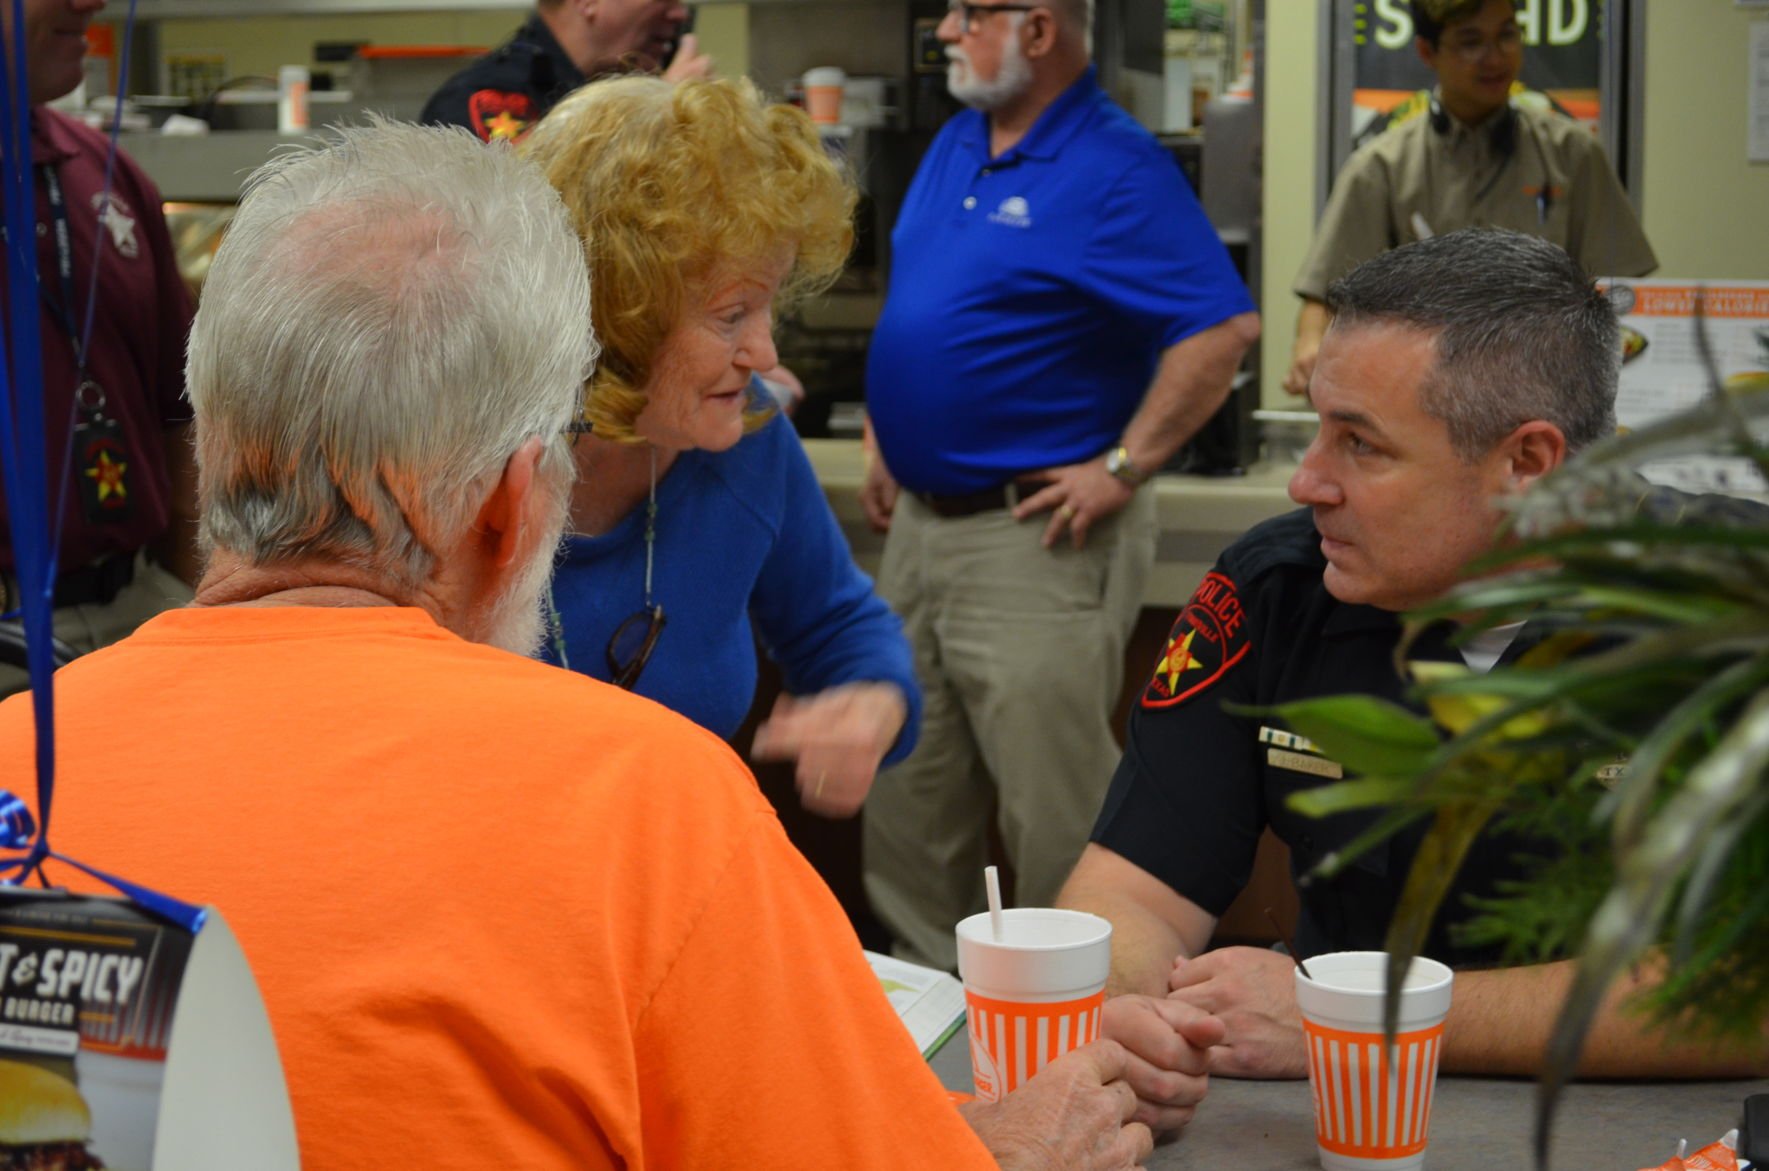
{"left": 861, "top": 0, "right": 1260, "bottom": 971}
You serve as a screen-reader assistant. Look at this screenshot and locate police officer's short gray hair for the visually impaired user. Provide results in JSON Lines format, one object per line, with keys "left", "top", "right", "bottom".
{"left": 1324, "top": 228, "right": 1619, "bottom": 460}
{"left": 186, "top": 119, "right": 596, "bottom": 590}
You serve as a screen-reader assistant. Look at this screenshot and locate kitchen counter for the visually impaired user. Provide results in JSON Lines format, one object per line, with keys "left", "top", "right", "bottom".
{"left": 803, "top": 438, "right": 1299, "bottom": 608}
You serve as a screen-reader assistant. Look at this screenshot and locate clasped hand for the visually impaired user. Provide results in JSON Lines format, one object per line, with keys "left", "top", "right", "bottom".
{"left": 963, "top": 995, "right": 1220, "bottom": 1170}
{"left": 1166, "top": 946, "right": 1310, "bottom": 1079}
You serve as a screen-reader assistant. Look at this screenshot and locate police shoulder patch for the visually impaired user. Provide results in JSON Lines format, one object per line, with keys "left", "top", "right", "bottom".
{"left": 1141, "top": 571, "right": 1251, "bottom": 709}
{"left": 468, "top": 89, "right": 537, "bottom": 142}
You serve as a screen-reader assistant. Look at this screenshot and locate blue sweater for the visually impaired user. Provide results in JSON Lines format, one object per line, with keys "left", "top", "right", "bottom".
{"left": 545, "top": 406, "right": 922, "bottom": 764}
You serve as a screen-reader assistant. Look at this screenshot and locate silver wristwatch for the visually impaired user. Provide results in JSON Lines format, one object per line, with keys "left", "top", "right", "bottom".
{"left": 1104, "top": 444, "right": 1148, "bottom": 487}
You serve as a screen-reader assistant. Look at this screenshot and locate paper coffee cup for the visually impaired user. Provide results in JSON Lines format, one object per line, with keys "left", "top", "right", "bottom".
{"left": 955, "top": 908, "right": 1110, "bottom": 1103}
{"left": 1295, "top": 952, "right": 1454, "bottom": 1171}
{"left": 277, "top": 65, "right": 309, "bottom": 133}
{"left": 803, "top": 66, "right": 846, "bottom": 126}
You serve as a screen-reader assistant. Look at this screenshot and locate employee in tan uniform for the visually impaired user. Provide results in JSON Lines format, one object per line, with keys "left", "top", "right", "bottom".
{"left": 1283, "top": 0, "right": 1655, "bottom": 394}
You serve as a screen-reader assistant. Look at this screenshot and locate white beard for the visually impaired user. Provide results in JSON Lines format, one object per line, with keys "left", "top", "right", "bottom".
{"left": 946, "top": 34, "right": 1033, "bottom": 111}
{"left": 485, "top": 500, "right": 568, "bottom": 659}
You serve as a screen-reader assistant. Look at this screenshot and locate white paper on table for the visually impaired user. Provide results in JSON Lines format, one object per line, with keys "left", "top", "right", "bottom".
{"left": 864, "top": 950, "right": 968, "bottom": 1059}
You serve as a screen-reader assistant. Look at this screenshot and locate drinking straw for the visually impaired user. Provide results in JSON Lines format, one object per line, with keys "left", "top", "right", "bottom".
{"left": 985, "top": 865, "right": 1004, "bottom": 942}
{"left": 1265, "top": 906, "right": 1313, "bottom": 980}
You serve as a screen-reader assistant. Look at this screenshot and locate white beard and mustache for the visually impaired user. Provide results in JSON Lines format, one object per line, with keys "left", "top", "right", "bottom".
{"left": 946, "top": 30, "right": 1034, "bottom": 111}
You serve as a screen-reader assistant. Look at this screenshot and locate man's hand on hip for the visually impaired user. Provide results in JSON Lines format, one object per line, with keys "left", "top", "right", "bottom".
{"left": 1013, "top": 460, "right": 1136, "bottom": 550}
{"left": 859, "top": 450, "right": 899, "bottom": 533}
{"left": 1166, "top": 946, "right": 1309, "bottom": 1079}
{"left": 1099, "top": 994, "right": 1221, "bottom": 1134}
{"left": 959, "top": 1039, "right": 1155, "bottom": 1171}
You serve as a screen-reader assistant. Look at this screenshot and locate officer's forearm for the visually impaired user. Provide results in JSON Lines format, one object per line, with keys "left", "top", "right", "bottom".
{"left": 1443, "top": 957, "right": 1769, "bottom": 1078}
{"left": 1058, "top": 844, "right": 1215, "bottom": 999}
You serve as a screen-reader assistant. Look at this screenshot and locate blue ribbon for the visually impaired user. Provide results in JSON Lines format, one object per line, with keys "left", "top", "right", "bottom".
{"left": 0, "top": 0, "right": 201, "bottom": 936}
{"left": 0, "top": 791, "right": 205, "bottom": 933}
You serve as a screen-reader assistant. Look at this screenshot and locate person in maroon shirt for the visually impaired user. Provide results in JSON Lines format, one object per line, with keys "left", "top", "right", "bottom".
{"left": 0, "top": 0, "right": 198, "bottom": 695}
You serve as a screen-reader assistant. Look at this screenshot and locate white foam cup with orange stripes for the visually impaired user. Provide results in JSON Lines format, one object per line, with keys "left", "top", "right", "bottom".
{"left": 1295, "top": 952, "right": 1455, "bottom": 1171}
{"left": 955, "top": 908, "right": 1111, "bottom": 1103}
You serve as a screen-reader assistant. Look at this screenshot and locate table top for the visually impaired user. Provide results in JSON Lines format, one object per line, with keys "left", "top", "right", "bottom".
{"left": 929, "top": 1035, "right": 1766, "bottom": 1169}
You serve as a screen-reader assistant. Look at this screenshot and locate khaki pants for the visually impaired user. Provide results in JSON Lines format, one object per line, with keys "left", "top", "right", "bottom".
{"left": 0, "top": 554, "right": 193, "bottom": 697}
{"left": 863, "top": 489, "right": 1155, "bottom": 970}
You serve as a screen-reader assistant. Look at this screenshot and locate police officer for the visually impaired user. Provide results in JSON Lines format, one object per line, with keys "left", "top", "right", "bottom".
{"left": 421, "top": 0, "right": 711, "bottom": 143}
{"left": 1060, "top": 229, "right": 1762, "bottom": 1082}
{"left": 1283, "top": 0, "right": 1655, "bottom": 395}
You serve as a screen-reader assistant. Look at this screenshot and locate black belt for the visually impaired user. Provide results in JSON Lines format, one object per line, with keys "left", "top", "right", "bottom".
{"left": 1, "top": 554, "right": 135, "bottom": 610}
{"left": 911, "top": 479, "right": 1041, "bottom": 519}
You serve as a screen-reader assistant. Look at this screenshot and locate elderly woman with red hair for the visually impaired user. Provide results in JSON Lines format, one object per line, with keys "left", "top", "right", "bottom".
{"left": 521, "top": 76, "right": 916, "bottom": 816}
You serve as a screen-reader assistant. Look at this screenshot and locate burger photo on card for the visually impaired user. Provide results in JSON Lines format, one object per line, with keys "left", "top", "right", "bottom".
{"left": 0, "top": 1058, "right": 105, "bottom": 1169}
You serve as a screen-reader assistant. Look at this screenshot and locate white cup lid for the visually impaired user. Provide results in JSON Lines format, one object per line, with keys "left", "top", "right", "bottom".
{"left": 956, "top": 908, "right": 1111, "bottom": 998}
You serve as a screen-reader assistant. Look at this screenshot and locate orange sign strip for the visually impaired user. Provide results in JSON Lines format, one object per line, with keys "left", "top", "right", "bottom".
{"left": 1624, "top": 287, "right": 1769, "bottom": 318}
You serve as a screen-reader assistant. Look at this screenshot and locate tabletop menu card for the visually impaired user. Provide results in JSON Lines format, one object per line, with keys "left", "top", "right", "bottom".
{"left": 865, "top": 949, "right": 967, "bottom": 1059}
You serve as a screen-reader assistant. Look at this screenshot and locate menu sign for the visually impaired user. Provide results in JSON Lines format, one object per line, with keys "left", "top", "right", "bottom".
{"left": 0, "top": 890, "right": 196, "bottom": 1171}
{"left": 1602, "top": 279, "right": 1769, "bottom": 497}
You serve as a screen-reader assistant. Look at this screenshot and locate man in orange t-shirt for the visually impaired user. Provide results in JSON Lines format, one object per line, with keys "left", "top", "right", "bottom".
{"left": 0, "top": 120, "right": 1204, "bottom": 1170}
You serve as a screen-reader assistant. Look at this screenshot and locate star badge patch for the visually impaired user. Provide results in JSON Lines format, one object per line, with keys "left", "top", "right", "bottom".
{"left": 468, "top": 90, "right": 537, "bottom": 143}
{"left": 1141, "top": 571, "right": 1250, "bottom": 709}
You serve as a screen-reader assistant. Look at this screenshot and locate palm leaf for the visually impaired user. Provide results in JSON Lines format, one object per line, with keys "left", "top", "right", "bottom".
{"left": 1380, "top": 801, "right": 1502, "bottom": 1042}
{"left": 1533, "top": 687, "right": 1769, "bottom": 1165}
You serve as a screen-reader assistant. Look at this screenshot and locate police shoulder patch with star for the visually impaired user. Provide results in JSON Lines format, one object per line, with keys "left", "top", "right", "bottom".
{"left": 1142, "top": 570, "right": 1249, "bottom": 709}
{"left": 468, "top": 90, "right": 537, "bottom": 142}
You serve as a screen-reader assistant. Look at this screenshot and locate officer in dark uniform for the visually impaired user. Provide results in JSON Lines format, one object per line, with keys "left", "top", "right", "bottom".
{"left": 1057, "top": 230, "right": 1745, "bottom": 1081}
{"left": 421, "top": 0, "right": 709, "bottom": 143}
{"left": 1094, "top": 507, "right": 1543, "bottom": 973}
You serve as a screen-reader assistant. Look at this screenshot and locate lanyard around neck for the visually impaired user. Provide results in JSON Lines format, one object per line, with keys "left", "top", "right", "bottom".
{"left": 37, "top": 163, "right": 92, "bottom": 377}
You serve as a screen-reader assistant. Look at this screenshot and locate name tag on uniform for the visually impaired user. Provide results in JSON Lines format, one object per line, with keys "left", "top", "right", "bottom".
{"left": 1259, "top": 726, "right": 1344, "bottom": 779}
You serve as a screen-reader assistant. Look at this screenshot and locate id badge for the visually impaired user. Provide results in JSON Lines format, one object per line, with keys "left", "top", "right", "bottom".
{"left": 73, "top": 412, "right": 134, "bottom": 525}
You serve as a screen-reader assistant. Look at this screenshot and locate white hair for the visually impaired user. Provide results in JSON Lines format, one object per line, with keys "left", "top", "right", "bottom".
{"left": 186, "top": 118, "right": 597, "bottom": 591}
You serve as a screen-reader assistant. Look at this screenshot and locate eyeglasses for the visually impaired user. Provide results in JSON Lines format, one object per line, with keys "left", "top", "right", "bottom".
{"left": 544, "top": 446, "right": 666, "bottom": 692}
{"left": 605, "top": 602, "right": 667, "bottom": 690}
{"left": 945, "top": 1, "right": 1038, "bottom": 34}
{"left": 1443, "top": 25, "right": 1522, "bottom": 63}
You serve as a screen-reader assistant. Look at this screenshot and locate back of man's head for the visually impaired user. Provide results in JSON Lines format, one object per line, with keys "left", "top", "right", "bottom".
{"left": 1324, "top": 228, "right": 1619, "bottom": 460}
{"left": 187, "top": 120, "right": 596, "bottom": 593}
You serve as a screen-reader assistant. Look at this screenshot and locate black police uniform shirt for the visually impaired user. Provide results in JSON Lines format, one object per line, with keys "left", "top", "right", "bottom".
{"left": 1090, "top": 507, "right": 1544, "bottom": 967}
{"left": 420, "top": 15, "right": 584, "bottom": 143}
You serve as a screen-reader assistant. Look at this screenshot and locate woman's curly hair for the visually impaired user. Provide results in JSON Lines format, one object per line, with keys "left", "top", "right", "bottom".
{"left": 522, "top": 75, "right": 857, "bottom": 442}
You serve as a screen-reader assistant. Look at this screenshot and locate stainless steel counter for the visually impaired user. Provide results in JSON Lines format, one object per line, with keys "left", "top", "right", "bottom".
{"left": 803, "top": 438, "right": 1300, "bottom": 609}
{"left": 928, "top": 1035, "right": 1766, "bottom": 1169}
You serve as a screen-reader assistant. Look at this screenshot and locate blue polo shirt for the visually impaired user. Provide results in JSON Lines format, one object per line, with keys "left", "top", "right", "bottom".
{"left": 866, "top": 67, "right": 1254, "bottom": 495}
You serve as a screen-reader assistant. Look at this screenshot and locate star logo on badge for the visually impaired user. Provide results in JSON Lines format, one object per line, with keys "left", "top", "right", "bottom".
{"left": 483, "top": 110, "right": 528, "bottom": 141}
{"left": 469, "top": 89, "right": 538, "bottom": 144}
{"left": 1156, "top": 628, "right": 1207, "bottom": 692}
{"left": 85, "top": 449, "right": 128, "bottom": 502}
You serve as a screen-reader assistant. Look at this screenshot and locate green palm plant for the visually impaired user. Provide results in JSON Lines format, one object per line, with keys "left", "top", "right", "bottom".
{"left": 1264, "top": 366, "right": 1769, "bottom": 1167}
